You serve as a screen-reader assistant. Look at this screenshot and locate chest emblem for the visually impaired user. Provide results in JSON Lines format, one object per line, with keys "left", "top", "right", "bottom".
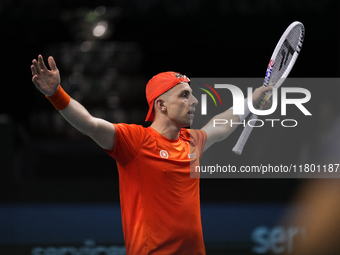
{"left": 160, "top": 150, "right": 169, "bottom": 159}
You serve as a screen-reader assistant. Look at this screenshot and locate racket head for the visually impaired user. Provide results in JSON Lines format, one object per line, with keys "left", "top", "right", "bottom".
{"left": 259, "top": 21, "right": 305, "bottom": 107}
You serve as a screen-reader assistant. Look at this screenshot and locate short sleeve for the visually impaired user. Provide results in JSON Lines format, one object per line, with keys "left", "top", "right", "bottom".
{"left": 105, "top": 123, "right": 145, "bottom": 166}
{"left": 188, "top": 129, "right": 207, "bottom": 158}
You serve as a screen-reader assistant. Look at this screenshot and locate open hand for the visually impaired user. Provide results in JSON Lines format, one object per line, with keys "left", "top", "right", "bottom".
{"left": 31, "top": 55, "right": 60, "bottom": 96}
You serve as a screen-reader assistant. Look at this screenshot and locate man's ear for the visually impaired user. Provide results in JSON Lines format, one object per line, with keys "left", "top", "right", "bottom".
{"left": 155, "top": 98, "right": 167, "bottom": 112}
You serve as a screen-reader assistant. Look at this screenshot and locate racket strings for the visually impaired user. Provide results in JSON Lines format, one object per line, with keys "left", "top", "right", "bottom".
{"left": 270, "top": 25, "right": 304, "bottom": 84}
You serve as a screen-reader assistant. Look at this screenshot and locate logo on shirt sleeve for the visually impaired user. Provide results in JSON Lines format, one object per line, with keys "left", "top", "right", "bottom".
{"left": 160, "top": 150, "right": 169, "bottom": 159}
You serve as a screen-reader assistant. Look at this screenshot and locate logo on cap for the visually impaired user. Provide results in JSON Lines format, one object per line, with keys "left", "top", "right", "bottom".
{"left": 175, "top": 73, "right": 190, "bottom": 81}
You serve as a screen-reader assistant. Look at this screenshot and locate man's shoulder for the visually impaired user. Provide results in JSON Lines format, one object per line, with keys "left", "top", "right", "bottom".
{"left": 114, "top": 123, "right": 148, "bottom": 139}
{"left": 180, "top": 128, "right": 207, "bottom": 140}
{"left": 114, "top": 123, "right": 146, "bottom": 131}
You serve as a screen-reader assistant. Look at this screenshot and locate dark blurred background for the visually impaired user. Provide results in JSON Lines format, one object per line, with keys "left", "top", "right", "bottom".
{"left": 0, "top": 0, "right": 339, "bottom": 254}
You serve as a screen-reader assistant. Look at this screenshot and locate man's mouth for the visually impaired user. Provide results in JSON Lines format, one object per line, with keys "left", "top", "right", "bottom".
{"left": 188, "top": 109, "right": 195, "bottom": 116}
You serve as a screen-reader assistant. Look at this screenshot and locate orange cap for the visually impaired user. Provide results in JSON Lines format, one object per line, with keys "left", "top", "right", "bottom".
{"left": 145, "top": 72, "right": 190, "bottom": 122}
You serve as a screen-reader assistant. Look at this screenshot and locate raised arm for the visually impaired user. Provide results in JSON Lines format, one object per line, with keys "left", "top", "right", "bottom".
{"left": 31, "top": 55, "right": 115, "bottom": 151}
{"left": 202, "top": 86, "right": 272, "bottom": 152}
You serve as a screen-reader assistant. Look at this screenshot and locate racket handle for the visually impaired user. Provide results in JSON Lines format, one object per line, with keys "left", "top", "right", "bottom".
{"left": 232, "top": 114, "right": 258, "bottom": 155}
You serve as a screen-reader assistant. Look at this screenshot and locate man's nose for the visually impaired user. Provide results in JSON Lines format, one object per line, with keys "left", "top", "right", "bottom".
{"left": 190, "top": 94, "right": 198, "bottom": 106}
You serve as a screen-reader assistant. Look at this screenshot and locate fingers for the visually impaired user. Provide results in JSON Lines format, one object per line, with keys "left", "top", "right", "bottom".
{"left": 32, "top": 59, "right": 40, "bottom": 74}
{"left": 31, "top": 73, "right": 41, "bottom": 87}
{"left": 38, "top": 54, "right": 47, "bottom": 70}
{"left": 48, "top": 56, "right": 58, "bottom": 71}
{"left": 259, "top": 86, "right": 273, "bottom": 93}
{"left": 31, "top": 64, "right": 37, "bottom": 76}
{"left": 261, "top": 100, "right": 272, "bottom": 110}
{"left": 32, "top": 54, "right": 48, "bottom": 75}
{"left": 31, "top": 66, "right": 39, "bottom": 87}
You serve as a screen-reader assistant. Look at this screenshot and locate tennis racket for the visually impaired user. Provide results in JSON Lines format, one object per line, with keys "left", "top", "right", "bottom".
{"left": 232, "top": 21, "right": 305, "bottom": 155}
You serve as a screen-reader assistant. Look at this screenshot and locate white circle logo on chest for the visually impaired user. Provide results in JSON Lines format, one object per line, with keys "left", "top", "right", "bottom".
{"left": 160, "top": 150, "right": 169, "bottom": 159}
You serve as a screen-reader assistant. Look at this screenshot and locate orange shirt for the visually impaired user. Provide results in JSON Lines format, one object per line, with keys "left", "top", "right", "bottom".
{"left": 106, "top": 124, "right": 207, "bottom": 255}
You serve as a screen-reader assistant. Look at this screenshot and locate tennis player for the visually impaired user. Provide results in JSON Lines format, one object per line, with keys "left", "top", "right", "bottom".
{"left": 31, "top": 54, "right": 271, "bottom": 255}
